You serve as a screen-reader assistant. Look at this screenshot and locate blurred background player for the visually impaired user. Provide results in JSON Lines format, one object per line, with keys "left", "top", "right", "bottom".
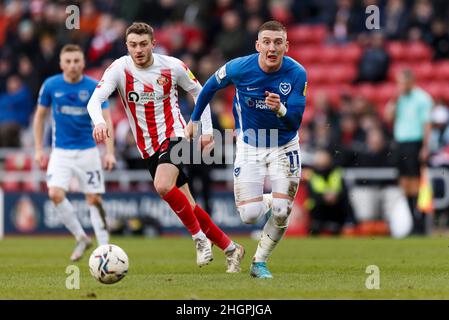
{"left": 186, "top": 20, "right": 307, "bottom": 278}
{"left": 87, "top": 22, "right": 244, "bottom": 273}
{"left": 385, "top": 68, "right": 433, "bottom": 235}
{"left": 33, "top": 44, "right": 116, "bottom": 261}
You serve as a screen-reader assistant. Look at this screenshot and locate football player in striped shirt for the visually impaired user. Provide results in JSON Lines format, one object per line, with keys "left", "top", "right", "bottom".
{"left": 87, "top": 22, "right": 244, "bottom": 273}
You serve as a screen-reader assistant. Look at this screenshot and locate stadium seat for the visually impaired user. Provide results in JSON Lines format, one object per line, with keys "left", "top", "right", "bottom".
{"left": 288, "top": 24, "right": 327, "bottom": 44}
{"left": 23, "top": 178, "right": 39, "bottom": 192}
{"left": 2, "top": 174, "right": 21, "bottom": 192}
{"left": 405, "top": 41, "right": 432, "bottom": 61}
{"left": 4, "top": 153, "right": 32, "bottom": 171}
{"left": 419, "top": 81, "right": 444, "bottom": 100}
{"left": 320, "top": 46, "right": 341, "bottom": 63}
{"left": 289, "top": 46, "right": 322, "bottom": 64}
{"left": 353, "top": 83, "right": 377, "bottom": 102}
{"left": 386, "top": 41, "right": 406, "bottom": 61}
{"left": 339, "top": 43, "right": 362, "bottom": 63}
{"left": 388, "top": 62, "right": 413, "bottom": 81}
{"left": 412, "top": 61, "right": 434, "bottom": 81}
{"left": 376, "top": 82, "right": 397, "bottom": 105}
{"left": 326, "top": 64, "right": 357, "bottom": 83}
{"left": 434, "top": 61, "right": 449, "bottom": 81}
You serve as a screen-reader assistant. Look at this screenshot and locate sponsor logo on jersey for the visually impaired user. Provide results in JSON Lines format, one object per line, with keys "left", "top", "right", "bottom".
{"left": 128, "top": 91, "right": 140, "bottom": 103}
{"left": 55, "top": 91, "right": 64, "bottom": 98}
{"left": 60, "top": 106, "right": 89, "bottom": 116}
{"left": 246, "top": 97, "right": 270, "bottom": 110}
{"left": 127, "top": 91, "right": 168, "bottom": 104}
{"left": 279, "top": 82, "right": 291, "bottom": 95}
{"left": 78, "top": 90, "right": 90, "bottom": 102}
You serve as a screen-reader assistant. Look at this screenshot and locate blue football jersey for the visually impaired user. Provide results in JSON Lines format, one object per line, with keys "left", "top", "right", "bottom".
{"left": 38, "top": 74, "right": 108, "bottom": 150}
{"left": 191, "top": 53, "right": 307, "bottom": 147}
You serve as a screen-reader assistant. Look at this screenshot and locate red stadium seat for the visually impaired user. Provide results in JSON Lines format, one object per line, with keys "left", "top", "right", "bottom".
{"left": 289, "top": 46, "right": 322, "bottom": 64}
{"left": 339, "top": 43, "right": 362, "bottom": 63}
{"left": 309, "top": 25, "right": 327, "bottom": 44}
{"left": 419, "top": 82, "right": 444, "bottom": 100}
{"left": 307, "top": 65, "right": 327, "bottom": 84}
{"left": 23, "top": 178, "right": 39, "bottom": 192}
{"left": 388, "top": 62, "right": 413, "bottom": 81}
{"left": 288, "top": 24, "right": 327, "bottom": 44}
{"left": 434, "top": 61, "right": 449, "bottom": 81}
{"left": 4, "top": 153, "right": 32, "bottom": 171}
{"left": 386, "top": 41, "right": 407, "bottom": 61}
{"left": 353, "top": 83, "right": 377, "bottom": 102}
{"left": 320, "top": 46, "right": 341, "bottom": 63}
{"left": 376, "top": 82, "right": 397, "bottom": 104}
{"left": 412, "top": 61, "right": 434, "bottom": 81}
{"left": 405, "top": 42, "right": 432, "bottom": 61}
{"left": 288, "top": 25, "right": 314, "bottom": 44}
{"left": 2, "top": 174, "right": 21, "bottom": 192}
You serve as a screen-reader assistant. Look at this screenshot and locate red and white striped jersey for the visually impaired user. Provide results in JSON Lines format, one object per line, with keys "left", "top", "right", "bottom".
{"left": 88, "top": 54, "right": 212, "bottom": 159}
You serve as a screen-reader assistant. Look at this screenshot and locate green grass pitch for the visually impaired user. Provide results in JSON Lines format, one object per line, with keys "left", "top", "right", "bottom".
{"left": 1, "top": 235, "right": 449, "bottom": 299}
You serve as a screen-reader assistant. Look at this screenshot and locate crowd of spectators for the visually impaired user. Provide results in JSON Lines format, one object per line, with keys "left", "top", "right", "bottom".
{"left": 1, "top": 0, "right": 449, "bottom": 235}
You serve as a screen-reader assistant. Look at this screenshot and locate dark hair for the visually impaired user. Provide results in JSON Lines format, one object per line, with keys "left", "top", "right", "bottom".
{"left": 126, "top": 22, "right": 154, "bottom": 40}
{"left": 60, "top": 44, "right": 83, "bottom": 55}
{"left": 258, "top": 20, "right": 287, "bottom": 34}
{"left": 400, "top": 68, "right": 415, "bottom": 81}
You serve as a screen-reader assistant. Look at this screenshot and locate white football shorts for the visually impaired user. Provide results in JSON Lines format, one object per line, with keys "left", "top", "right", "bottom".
{"left": 233, "top": 137, "right": 301, "bottom": 202}
{"left": 46, "top": 147, "right": 105, "bottom": 194}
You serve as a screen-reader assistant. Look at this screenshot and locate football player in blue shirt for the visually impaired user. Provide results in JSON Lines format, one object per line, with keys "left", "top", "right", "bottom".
{"left": 186, "top": 21, "right": 307, "bottom": 278}
{"left": 33, "top": 44, "right": 116, "bottom": 261}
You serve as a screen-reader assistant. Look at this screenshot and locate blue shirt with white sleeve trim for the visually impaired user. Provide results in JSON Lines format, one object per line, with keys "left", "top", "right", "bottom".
{"left": 191, "top": 53, "right": 307, "bottom": 147}
{"left": 38, "top": 74, "right": 109, "bottom": 150}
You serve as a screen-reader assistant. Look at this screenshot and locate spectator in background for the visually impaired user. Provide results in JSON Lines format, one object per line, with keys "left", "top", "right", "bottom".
{"left": 383, "top": 0, "right": 409, "bottom": 40}
{"left": 408, "top": 0, "right": 434, "bottom": 42}
{"left": 349, "top": 128, "right": 413, "bottom": 238}
{"left": 215, "top": 10, "right": 247, "bottom": 60}
{"left": 356, "top": 32, "right": 390, "bottom": 83}
{"left": 17, "top": 55, "right": 40, "bottom": 101}
{"left": 0, "top": 75, "right": 34, "bottom": 147}
{"left": 306, "top": 149, "right": 355, "bottom": 235}
{"left": 427, "top": 104, "right": 449, "bottom": 228}
{"left": 428, "top": 104, "right": 449, "bottom": 167}
{"left": 385, "top": 69, "right": 433, "bottom": 235}
{"left": 34, "top": 34, "right": 60, "bottom": 82}
{"left": 329, "top": 0, "right": 363, "bottom": 43}
{"left": 429, "top": 19, "right": 449, "bottom": 60}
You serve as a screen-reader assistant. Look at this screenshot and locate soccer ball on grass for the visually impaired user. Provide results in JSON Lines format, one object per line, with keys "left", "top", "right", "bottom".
{"left": 88, "top": 244, "right": 129, "bottom": 284}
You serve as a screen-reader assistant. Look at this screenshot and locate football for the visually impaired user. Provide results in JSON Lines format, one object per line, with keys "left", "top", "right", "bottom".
{"left": 88, "top": 244, "right": 129, "bottom": 284}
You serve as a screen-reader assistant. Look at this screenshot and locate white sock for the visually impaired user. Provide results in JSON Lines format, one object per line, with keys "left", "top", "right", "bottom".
{"left": 254, "top": 198, "right": 291, "bottom": 262}
{"left": 254, "top": 220, "right": 286, "bottom": 263}
{"left": 54, "top": 198, "right": 86, "bottom": 241}
{"left": 224, "top": 242, "right": 236, "bottom": 254}
{"left": 89, "top": 205, "right": 109, "bottom": 246}
{"left": 192, "top": 230, "right": 207, "bottom": 240}
{"left": 263, "top": 194, "right": 273, "bottom": 213}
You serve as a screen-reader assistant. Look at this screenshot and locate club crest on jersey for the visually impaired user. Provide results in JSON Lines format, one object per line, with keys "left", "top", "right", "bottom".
{"left": 279, "top": 82, "right": 291, "bottom": 95}
{"left": 78, "top": 90, "right": 90, "bottom": 102}
{"left": 234, "top": 167, "right": 241, "bottom": 177}
{"left": 157, "top": 75, "right": 169, "bottom": 86}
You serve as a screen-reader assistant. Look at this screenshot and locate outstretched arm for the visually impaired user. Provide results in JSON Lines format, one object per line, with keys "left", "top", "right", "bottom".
{"left": 87, "top": 63, "right": 119, "bottom": 143}
{"left": 186, "top": 74, "right": 226, "bottom": 140}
